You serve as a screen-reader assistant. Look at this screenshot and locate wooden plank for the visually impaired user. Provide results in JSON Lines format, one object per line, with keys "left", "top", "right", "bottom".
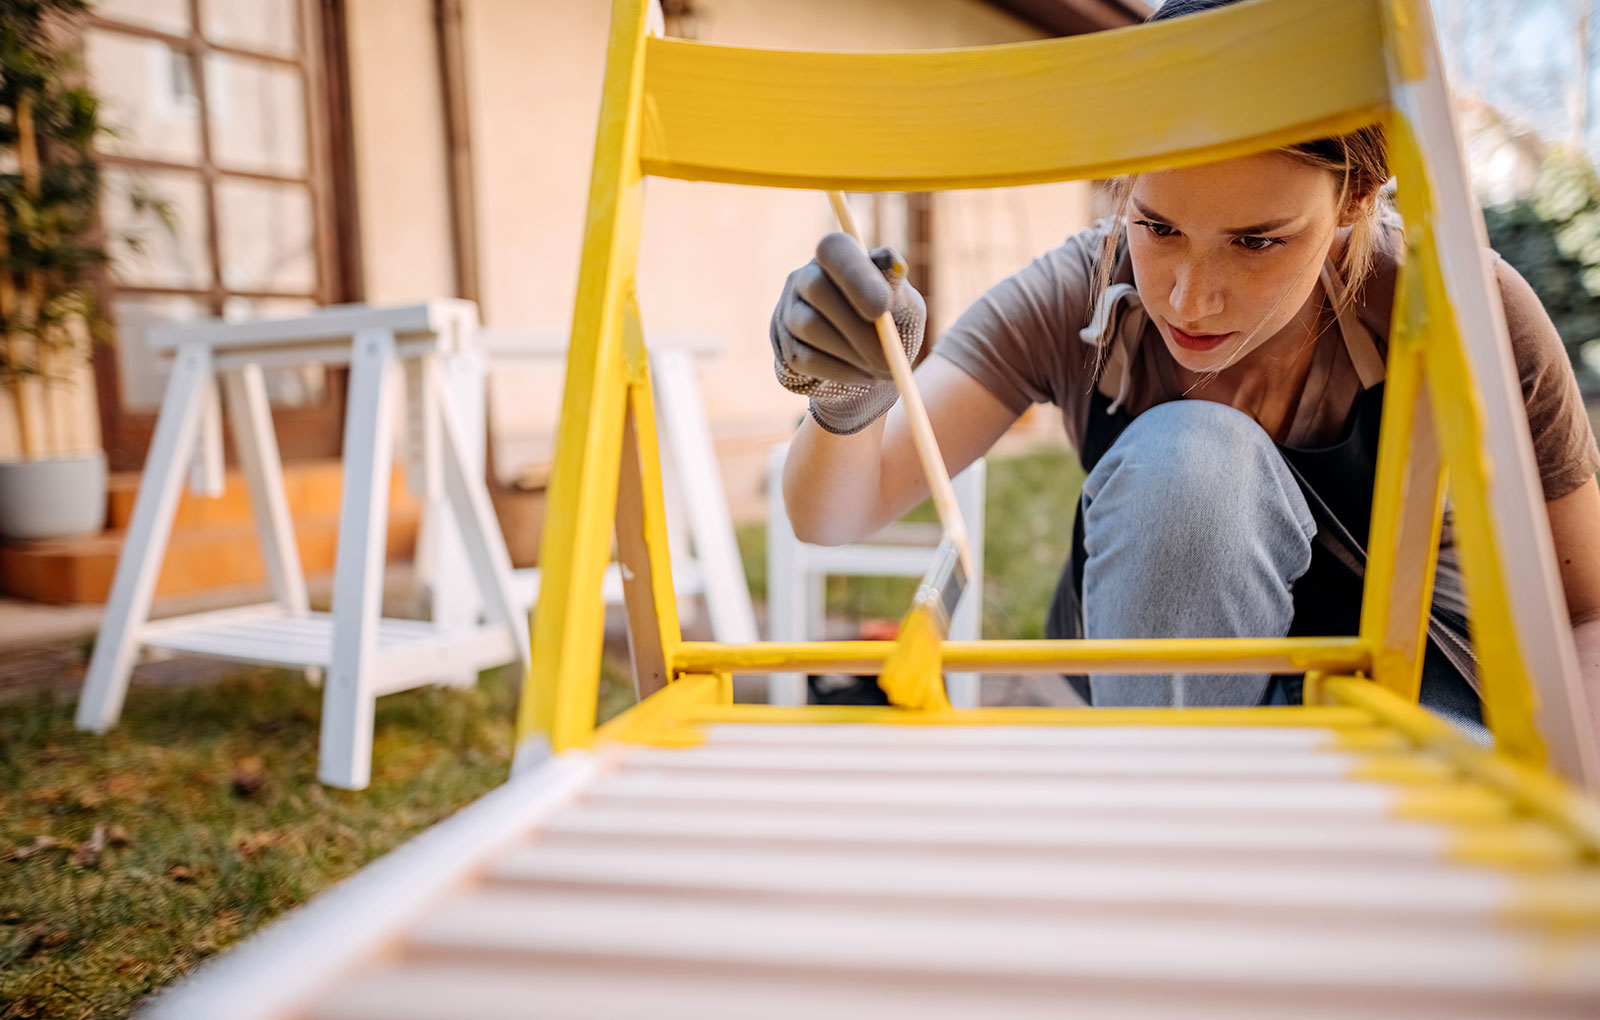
{"left": 614, "top": 355, "right": 679, "bottom": 699}
{"left": 583, "top": 771, "right": 1510, "bottom": 822}
{"left": 614, "top": 745, "right": 1434, "bottom": 780}
{"left": 405, "top": 888, "right": 1600, "bottom": 1000}
{"left": 76, "top": 343, "right": 214, "bottom": 732}
{"left": 519, "top": 0, "right": 653, "bottom": 760}
{"left": 145, "top": 300, "right": 475, "bottom": 352}
{"left": 308, "top": 959, "right": 1590, "bottom": 1020}
{"left": 487, "top": 842, "right": 1586, "bottom": 925}
{"left": 221, "top": 366, "right": 310, "bottom": 615}
{"left": 320, "top": 328, "right": 400, "bottom": 790}
{"left": 639, "top": 1, "right": 1387, "bottom": 190}
{"left": 536, "top": 804, "right": 1531, "bottom": 864}
{"left": 700, "top": 723, "right": 1366, "bottom": 749}
{"left": 673, "top": 636, "right": 1370, "bottom": 676}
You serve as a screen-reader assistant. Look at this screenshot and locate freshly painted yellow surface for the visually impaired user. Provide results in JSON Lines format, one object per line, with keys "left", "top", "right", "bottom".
{"left": 639, "top": 0, "right": 1388, "bottom": 191}
{"left": 520, "top": 0, "right": 652, "bottom": 754}
{"left": 1359, "top": 248, "right": 1446, "bottom": 701}
{"left": 1386, "top": 115, "right": 1548, "bottom": 768}
{"left": 672, "top": 637, "right": 1371, "bottom": 676}
{"left": 1327, "top": 678, "right": 1600, "bottom": 858}
{"left": 681, "top": 704, "right": 1379, "bottom": 728}
{"left": 591, "top": 672, "right": 731, "bottom": 749}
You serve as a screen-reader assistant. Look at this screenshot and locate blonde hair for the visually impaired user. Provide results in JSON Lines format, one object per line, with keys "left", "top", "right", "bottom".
{"left": 1089, "top": 0, "right": 1393, "bottom": 356}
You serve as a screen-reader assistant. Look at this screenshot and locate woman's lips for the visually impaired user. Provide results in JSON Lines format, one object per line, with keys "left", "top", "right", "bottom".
{"left": 1169, "top": 326, "right": 1233, "bottom": 352}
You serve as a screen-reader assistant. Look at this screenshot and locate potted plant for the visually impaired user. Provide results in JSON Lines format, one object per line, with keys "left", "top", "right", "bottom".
{"left": 0, "top": 0, "right": 110, "bottom": 541}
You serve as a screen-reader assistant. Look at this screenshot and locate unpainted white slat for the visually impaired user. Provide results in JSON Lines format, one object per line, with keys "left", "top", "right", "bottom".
{"left": 308, "top": 960, "right": 1594, "bottom": 1020}
{"left": 618, "top": 744, "right": 1412, "bottom": 780}
{"left": 703, "top": 723, "right": 1364, "bottom": 749}
{"left": 487, "top": 842, "right": 1538, "bottom": 921}
{"left": 538, "top": 803, "right": 1474, "bottom": 861}
{"left": 405, "top": 888, "right": 1600, "bottom": 1001}
{"left": 585, "top": 769, "right": 1436, "bottom": 815}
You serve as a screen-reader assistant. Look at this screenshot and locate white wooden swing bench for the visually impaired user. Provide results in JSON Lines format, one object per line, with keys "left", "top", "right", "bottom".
{"left": 142, "top": 0, "right": 1600, "bottom": 1016}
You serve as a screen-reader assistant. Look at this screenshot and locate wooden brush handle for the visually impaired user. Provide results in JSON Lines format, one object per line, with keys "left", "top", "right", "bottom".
{"left": 825, "top": 191, "right": 972, "bottom": 575}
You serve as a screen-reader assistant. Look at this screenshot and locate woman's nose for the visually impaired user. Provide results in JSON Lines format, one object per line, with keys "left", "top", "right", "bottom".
{"left": 1170, "top": 263, "right": 1224, "bottom": 323}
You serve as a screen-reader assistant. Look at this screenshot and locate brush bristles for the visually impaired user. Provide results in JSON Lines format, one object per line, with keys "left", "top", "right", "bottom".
{"left": 878, "top": 605, "right": 952, "bottom": 712}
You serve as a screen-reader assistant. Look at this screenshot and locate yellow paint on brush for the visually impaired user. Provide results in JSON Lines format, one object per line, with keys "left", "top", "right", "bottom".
{"left": 877, "top": 606, "right": 953, "bottom": 713}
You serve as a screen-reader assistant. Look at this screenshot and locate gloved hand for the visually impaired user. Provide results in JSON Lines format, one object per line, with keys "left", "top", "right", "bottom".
{"left": 770, "top": 232, "right": 928, "bottom": 435}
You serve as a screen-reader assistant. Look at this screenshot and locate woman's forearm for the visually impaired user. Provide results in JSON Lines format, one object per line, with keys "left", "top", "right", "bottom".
{"left": 781, "top": 413, "right": 891, "bottom": 546}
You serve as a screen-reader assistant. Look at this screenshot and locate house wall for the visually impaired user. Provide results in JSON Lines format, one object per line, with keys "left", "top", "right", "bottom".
{"left": 343, "top": 0, "right": 1092, "bottom": 522}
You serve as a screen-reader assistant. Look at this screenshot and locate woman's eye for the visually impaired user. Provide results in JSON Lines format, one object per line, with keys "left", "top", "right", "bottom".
{"left": 1237, "top": 235, "right": 1285, "bottom": 252}
{"left": 1133, "top": 219, "right": 1175, "bottom": 238}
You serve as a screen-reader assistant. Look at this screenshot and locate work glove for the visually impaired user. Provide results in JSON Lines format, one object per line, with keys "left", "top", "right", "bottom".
{"left": 770, "top": 232, "right": 928, "bottom": 435}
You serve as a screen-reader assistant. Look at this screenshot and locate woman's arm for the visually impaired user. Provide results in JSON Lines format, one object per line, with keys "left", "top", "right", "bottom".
{"left": 1546, "top": 475, "right": 1600, "bottom": 742}
{"left": 782, "top": 356, "right": 1022, "bottom": 546}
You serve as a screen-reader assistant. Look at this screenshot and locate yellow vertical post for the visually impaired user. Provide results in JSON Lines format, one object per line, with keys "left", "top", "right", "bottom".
{"left": 1359, "top": 177, "right": 1447, "bottom": 702}
{"left": 516, "top": 0, "right": 653, "bottom": 761}
{"left": 615, "top": 294, "right": 684, "bottom": 700}
{"left": 1385, "top": 115, "right": 1545, "bottom": 765}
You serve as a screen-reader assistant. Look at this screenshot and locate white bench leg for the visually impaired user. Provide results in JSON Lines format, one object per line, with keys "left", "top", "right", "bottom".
{"left": 766, "top": 444, "right": 808, "bottom": 706}
{"left": 223, "top": 365, "right": 309, "bottom": 616}
{"left": 946, "top": 459, "right": 985, "bottom": 708}
{"left": 76, "top": 342, "right": 214, "bottom": 732}
{"left": 321, "top": 329, "right": 400, "bottom": 790}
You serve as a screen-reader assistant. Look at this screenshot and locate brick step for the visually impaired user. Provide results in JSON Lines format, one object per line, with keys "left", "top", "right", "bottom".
{"left": 0, "top": 509, "right": 422, "bottom": 604}
{"left": 106, "top": 459, "right": 419, "bottom": 532}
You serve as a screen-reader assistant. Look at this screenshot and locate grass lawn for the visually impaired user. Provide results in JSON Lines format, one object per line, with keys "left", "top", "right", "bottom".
{"left": 0, "top": 446, "right": 1085, "bottom": 1018}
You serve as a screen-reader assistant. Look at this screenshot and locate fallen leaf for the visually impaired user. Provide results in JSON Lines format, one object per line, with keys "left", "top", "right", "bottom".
{"left": 70, "top": 824, "right": 106, "bottom": 866}
{"left": 11, "top": 835, "right": 61, "bottom": 860}
{"left": 106, "top": 824, "right": 132, "bottom": 846}
{"left": 168, "top": 865, "right": 194, "bottom": 882}
{"left": 232, "top": 830, "right": 279, "bottom": 858}
{"left": 74, "top": 788, "right": 105, "bottom": 810}
{"left": 230, "top": 756, "right": 267, "bottom": 797}
{"left": 40, "top": 929, "right": 69, "bottom": 950}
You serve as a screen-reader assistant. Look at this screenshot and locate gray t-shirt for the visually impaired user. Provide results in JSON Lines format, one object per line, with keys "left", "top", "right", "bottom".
{"left": 934, "top": 216, "right": 1600, "bottom": 501}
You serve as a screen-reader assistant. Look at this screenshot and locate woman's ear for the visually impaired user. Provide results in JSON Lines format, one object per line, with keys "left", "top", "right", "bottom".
{"left": 1338, "top": 189, "right": 1378, "bottom": 228}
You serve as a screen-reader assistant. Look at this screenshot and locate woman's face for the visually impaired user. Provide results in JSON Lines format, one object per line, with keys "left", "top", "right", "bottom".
{"left": 1128, "top": 151, "right": 1349, "bottom": 375}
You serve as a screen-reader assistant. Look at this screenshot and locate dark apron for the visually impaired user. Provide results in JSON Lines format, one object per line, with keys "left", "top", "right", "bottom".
{"left": 1046, "top": 375, "right": 1482, "bottom": 719}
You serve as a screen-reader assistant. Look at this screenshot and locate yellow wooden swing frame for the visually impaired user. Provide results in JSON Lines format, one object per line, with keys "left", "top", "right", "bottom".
{"left": 515, "top": 0, "right": 1600, "bottom": 835}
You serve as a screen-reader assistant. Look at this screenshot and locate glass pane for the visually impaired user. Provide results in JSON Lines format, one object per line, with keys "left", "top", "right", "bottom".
{"left": 222, "top": 297, "right": 326, "bottom": 407}
{"left": 217, "top": 178, "right": 316, "bottom": 292}
{"left": 97, "top": 0, "right": 190, "bottom": 35}
{"left": 103, "top": 167, "right": 212, "bottom": 290}
{"left": 202, "top": 0, "right": 299, "bottom": 58}
{"left": 112, "top": 295, "right": 209, "bottom": 410}
{"left": 87, "top": 29, "right": 202, "bottom": 164}
{"left": 204, "top": 53, "right": 308, "bottom": 177}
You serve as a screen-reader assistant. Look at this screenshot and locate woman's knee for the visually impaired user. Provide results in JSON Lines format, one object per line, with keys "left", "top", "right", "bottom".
{"left": 1081, "top": 400, "right": 1315, "bottom": 577}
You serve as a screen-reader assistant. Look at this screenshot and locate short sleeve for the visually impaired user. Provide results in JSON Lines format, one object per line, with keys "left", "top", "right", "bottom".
{"left": 1492, "top": 253, "right": 1600, "bottom": 500}
{"left": 931, "top": 221, "right": 1108, "bottom": 441}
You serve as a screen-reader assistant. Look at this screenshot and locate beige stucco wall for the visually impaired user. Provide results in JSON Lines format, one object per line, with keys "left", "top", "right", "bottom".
{"left": 344, "top": 0, "right": 458, "bottom": 305}
{"left": 346, "top": 0, "right": 1092, "bottom": 519}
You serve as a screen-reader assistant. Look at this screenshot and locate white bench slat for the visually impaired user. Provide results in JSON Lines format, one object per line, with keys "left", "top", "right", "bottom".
{"left": 405, "top": 888, "right": 1600, "bottom": 999}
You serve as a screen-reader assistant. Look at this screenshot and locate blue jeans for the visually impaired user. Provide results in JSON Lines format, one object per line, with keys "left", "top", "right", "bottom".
{"left": 1080, "top": 400, "right": 1316, "bottom": 707}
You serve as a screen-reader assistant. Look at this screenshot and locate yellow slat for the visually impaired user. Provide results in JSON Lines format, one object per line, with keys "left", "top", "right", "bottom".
{"left": 638, "top": 0, "right": 1388, "bottom": 191}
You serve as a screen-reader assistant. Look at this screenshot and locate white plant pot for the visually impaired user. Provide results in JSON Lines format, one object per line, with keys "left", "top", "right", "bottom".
{"left": 0, "top": 451, "right": 108, "bottom": 541}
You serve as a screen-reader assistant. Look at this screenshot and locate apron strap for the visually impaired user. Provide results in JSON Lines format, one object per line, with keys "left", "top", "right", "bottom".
{"left": 1322, "top": 260, "right": 1386, "bottom": 389}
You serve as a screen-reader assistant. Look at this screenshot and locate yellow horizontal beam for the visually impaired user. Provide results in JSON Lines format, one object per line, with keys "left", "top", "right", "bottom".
{"left": 640, "top": 0, "right": 1388, "bottom": 191}
{"left": 1325, "top": 677, "right": 1600, "bottom": 858}
{"left": 673, "top": 637, "right": 1370, "bottom": 676}
{"left": 682, "top": 704, "right": 1377, "bottom": 728}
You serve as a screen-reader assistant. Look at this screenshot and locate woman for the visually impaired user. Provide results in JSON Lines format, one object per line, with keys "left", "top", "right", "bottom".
{"left": 769, "top": 0, "right": 1600, "bottom": 733}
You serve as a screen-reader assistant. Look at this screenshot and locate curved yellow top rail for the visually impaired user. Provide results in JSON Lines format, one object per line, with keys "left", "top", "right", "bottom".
{"left": 639, "top": 0, "right": 1390, "bottom": 191}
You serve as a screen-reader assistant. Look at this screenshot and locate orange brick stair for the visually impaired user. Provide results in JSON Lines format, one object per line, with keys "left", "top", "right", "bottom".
{"left": 0, "top": 460, "right": 422, "bottom": 604}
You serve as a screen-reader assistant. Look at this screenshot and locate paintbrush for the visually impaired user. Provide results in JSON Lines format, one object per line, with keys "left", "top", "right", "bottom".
{"left": 825, "top": 191, "right": 972, "bottom": 712}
